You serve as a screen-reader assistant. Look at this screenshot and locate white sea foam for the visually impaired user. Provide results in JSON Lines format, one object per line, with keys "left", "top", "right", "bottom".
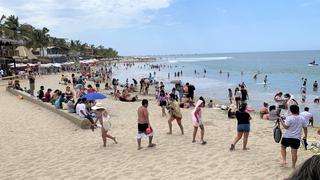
{"left": 168, "top": 56, "right": 232, "bottom": 63}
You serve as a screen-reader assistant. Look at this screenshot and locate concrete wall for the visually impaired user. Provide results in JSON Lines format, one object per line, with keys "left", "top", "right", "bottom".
{"left": 6, "top": 87, "right": 91, "bottom": 129}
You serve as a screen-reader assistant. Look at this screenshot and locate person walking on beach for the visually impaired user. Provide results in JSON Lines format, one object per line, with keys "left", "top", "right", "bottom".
{"left": 92, "top": 103, "right": 117, "bottom": 147}
{"left": 167, "top": 93, "right": 184, "bottom": 135}
{"left": 192, "top": 100, "right": 206, "bottom": 145}
{"left": 240, "top": 85, "right": 249, "bottom": 104}
{"left": 28, "top": 71, "right": 35, "bottom": 96}
{"left": 228, "top": 88, "right": 233, "bottom": 104}
{"left": 137, "top": 99, "right": 156, "bottom": 150}
{"left": 278, "top": 105, "right": 308, "bottom": 169}
{"left": 186, "top": 83, "right": 196, "bottom": 101}
{"left": 158, "top": 90, "right": 167, "bottom": 117}
{"left": 230, "top": 103, "right": 251, "bottom": 151}
{"left": 234, "top": 87, "right": 241, "bottom": 108}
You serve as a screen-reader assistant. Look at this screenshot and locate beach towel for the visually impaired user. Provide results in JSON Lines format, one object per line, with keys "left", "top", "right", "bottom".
{"left": 273, "top": 120, "right": 282, "bottom": 143}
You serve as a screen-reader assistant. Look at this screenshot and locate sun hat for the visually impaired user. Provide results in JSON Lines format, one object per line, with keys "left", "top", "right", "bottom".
{"left": 92, "top": 103, "right": 105, "bottom": 110}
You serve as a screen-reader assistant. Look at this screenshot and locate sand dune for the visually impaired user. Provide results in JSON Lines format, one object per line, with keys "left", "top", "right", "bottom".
{"left": 0, "top": 74, "right": 319, "bottom": 180}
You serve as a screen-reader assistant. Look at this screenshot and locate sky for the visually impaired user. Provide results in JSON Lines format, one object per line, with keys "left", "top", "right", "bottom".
{"left": 1, "top": 0, "right": 320, "bottom": 55}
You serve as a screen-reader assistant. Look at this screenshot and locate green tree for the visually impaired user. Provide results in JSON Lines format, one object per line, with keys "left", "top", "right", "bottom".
{"left": 3, "top": 15, "right": 19, "bottom": 39}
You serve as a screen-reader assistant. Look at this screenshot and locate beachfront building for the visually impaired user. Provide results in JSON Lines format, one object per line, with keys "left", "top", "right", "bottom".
{"left": 33, "top": 46, "right": 68, "bottom": 63}
{"left": 0, "top": 38, "right": 23, "bottom": 76}
{"left": 84, "top": 46, "right": 95, "bottom": 56}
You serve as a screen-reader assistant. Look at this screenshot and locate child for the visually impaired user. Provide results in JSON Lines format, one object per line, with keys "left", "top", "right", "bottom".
{"left": 192, "top": 100, "right": 206, "bottom": 145}
{"left": 208, "top": 100, "right": 213, "bottom": 108}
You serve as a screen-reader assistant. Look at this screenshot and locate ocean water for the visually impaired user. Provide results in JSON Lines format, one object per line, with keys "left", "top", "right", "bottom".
{"left": 113, "top": 50, "right": 320, "bottom": 125}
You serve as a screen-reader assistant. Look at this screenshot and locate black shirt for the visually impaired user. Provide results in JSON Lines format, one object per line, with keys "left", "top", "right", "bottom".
{"left": 188, "top": 85, "right": 195, "bottom": 95}
{"left": 236, "top": 111, "right": 250, "bottom": 125}
{"left": 241, "top": 89, "right": 248, "bottom": 101}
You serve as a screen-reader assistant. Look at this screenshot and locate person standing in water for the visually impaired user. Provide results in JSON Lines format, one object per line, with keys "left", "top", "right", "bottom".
{"left": 137, "top": 99, "right": 156, "bottom": 150}
{"left": 192, "top": 100, "right": 206, "bottom": 145}
{"left": 264, "top": 75, "right": 268, "bottom": 84}
{"left": 253, "top": 74, "right": 257, "bottom": 81}
{"left": 313, "top": 80, "right": 318, "bottom": 91}
{"left": 92, "top": 103, "right": 117, "bottom": 147}
{"left": 167, "top": 93, "right": 184, "bottom": 135}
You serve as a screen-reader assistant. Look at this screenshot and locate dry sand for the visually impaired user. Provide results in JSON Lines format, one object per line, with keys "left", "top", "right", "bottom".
{"left": 0, "top": 73, "right": 319, "bottom": 180}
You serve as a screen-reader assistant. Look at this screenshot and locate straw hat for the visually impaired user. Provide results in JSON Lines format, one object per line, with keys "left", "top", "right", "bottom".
{"left": 92, "top": 103, "right": 105, "bottom": 110}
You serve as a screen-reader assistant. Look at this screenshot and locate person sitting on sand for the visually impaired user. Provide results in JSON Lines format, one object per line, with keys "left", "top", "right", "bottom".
{"left": 259, "top": 102, "right": 269, "bottom": 118}
{"left": 167, "top": 93, "right": 184, "bottom": 135}
{"left": 67, "top": 99, "right": 75, "bottom": 113}
{"left": 266, "top": 105, "right": 279, "bottom": 121}
{"left": 284, "top": 155, "right": 320, "bottom": 180}
{"left": 114, "top": 90, "right": 121, "bottom": 100}
{"left": 54, "top": 91, "right": 65, "bottom": 109}
{"left": 44, "top": 88, "right": 52, "bottom": 102}
{"left": 278, "top": 105, "right": 308, "bottom": 169}
{"left": 87, "top": 84, "right": 96, "bottom": 94}
{"left": 137, "top": 99, "right": 156, "bottom": 150}
{"left": 37, "top": 86, "right": 45, "bottom": 101}
{"left": 129, "top": 83, "right": 136, "bottom": 93}
{"left": 119, "top": 89, "right": 138, "bottom": 102}
{"left": 92, "top": 103, "right": 117, "bottom": 147}
{"left": 230, "top": 103, "right": 251, "bottom": 151}
{"left": 192, "top": 100, "right": 206, "bottom": 145}
{"left": 51, "top": 89, "right": 60, "bottom": 105}
{"left": 65, "top": 86, "right": 74, "bottom": 100}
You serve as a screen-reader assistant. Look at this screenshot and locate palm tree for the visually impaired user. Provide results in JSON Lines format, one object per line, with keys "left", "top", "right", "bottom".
{"left": 3, "top": 15, "right": 19, "bottom": 39}
{"left": 19, "top": 23, "right": 35, "bottom": 47}
{"left": 32, "top": 27, "right": 50, "bottom": 56}
{"left": 0, "top": 14, "right": 6, "bottom": 38}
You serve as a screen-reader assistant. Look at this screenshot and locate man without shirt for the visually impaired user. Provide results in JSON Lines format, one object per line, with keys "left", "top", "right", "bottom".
{"left": 137, "top": 99, "right": 156, "bottom": 150}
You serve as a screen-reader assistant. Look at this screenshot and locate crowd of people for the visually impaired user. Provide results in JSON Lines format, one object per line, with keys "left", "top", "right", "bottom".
{"left": 7, "top": 61, "right": 320, "bottom": 180}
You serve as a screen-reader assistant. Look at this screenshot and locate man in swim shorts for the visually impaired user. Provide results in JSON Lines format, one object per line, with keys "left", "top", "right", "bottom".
{"left": 137, "top": 99, "right": 156, "bottom": 150}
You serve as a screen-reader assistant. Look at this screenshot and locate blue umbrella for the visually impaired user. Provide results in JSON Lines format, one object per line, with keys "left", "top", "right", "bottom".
{"left": 83, "top": 93, "right": 107, "bottom": 100}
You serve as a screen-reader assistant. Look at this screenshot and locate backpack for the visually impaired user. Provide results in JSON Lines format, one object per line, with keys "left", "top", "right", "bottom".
{"left": 273, "top": 120, "right": 282, "bottom": 143}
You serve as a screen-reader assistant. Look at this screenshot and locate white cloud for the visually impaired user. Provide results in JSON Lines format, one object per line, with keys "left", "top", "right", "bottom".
{"left": 0, "top": 0, "right": 171, "bottom": 31}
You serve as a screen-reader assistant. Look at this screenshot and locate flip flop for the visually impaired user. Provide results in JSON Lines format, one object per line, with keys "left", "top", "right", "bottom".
{"left": 201, "top": 141, "right": 207, "bottom": 145}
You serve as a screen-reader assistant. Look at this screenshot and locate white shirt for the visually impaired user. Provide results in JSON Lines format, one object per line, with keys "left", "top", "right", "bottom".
{"left": 300, "top": 111, "right": 313, "bottom": 124}
{"left": 283, "top": 115, "right": 308, "bottom": 140}
{"left": 76, "top": 103, "right": 87, "bottom": 118}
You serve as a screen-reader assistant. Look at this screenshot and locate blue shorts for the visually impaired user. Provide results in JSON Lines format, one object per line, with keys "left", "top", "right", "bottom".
{"left": 237, "top": 124, "right": 250, "bottom": 132}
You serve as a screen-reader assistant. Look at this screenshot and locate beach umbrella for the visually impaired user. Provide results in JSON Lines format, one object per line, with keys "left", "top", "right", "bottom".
{"left": 83, "top": 93, "right": 107, "bottom": 100}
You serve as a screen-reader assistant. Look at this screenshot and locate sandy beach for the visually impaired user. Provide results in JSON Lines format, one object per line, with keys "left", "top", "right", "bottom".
{"left": 0, "top": 73, "right": 319, "bottom": 180}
